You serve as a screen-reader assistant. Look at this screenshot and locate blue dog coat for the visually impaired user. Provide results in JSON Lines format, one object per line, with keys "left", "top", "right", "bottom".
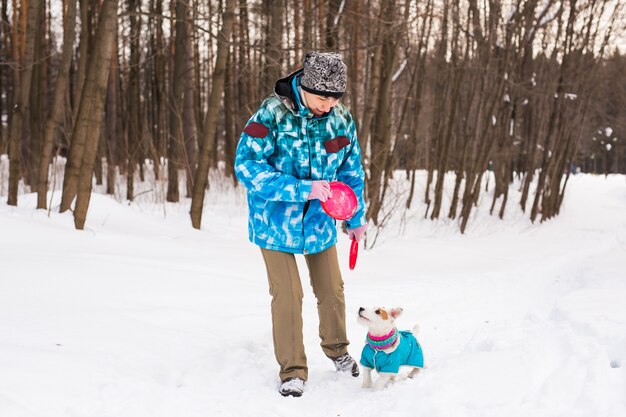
{"left": 360, "top": 330, "right": 424, "bottom": 374}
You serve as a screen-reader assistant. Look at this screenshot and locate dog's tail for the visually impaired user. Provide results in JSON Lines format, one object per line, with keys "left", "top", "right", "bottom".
{"left": 412, "top": 324, "right": 420, "bottom": 335}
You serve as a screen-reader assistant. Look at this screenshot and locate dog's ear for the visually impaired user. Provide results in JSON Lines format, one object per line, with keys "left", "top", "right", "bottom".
{"left": 390, "top": 308, "right": 403, "bottom": 319}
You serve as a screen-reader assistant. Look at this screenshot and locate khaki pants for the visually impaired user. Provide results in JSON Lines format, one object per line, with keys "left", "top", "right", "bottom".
{"left": 260, "top": 245, "right": 349, "bottom": 382}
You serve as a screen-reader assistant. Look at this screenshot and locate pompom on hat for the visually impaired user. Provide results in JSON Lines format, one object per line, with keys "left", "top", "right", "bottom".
{"left": 300, "top": 51, "right": 347, "bottom": 98}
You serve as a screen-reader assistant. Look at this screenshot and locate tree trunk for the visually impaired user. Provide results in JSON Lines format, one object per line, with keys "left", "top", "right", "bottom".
{"left": 151, "top": 0, "right": 166, "bottom": 165}
{"left": 223, "top": 46, "right": 236, "bottom": 181}
{"left": 358, "top": 3, "right": 384, "bottom": 153}
{"left": 345, "top": 0, "right": 360, "bottom": 121}
{"left": 28, "top": 0, "right": 46, "bottom": 192}
{"left": 431, "top": 49, "right": 466, "bottom": 220}
{"left": 59, "top": 0, "right": 97, "bottom": 212}
{"left": 182, "top": 20, "right": 197, "bottom": 198}
{"left": 37, "top": 0, "right": 77, "bottom": 209}
{"left": 263, "top": 0, "right": 282, "bottom": 93}
{"left": 71, "top": 0, "right": 118, "bottom": 228}
{"left": 0, "top": 0, "right": 9, "bottom": 154}
{"left": 190, "top": 0, "right": 236, "bottom": 229}
{"left": 302, "top": 0, "right": 311, "bottom": 51}
{"left": 105, "top": 28, "right": 120, "bottom": 196}
{"left": 166, "top": 0, "right": 192, "bottom": 202}
{"left": 72, "top": 0, "right": 91, "bottom": 122}
{"left": 325, "top": 0, "right": 341, "bottom": 50}
{"left": 366, "top": 1, "right": 397, "bottom": 226}
{"left": 406, "top": 0, "right": 434, "bottom": 209}
{"left": 293, "top": 0, "right": 301, "bottom": 65}
{"left": 126, "top": 0, "right": 141, "bottom": 201}
{"left": 7, "top": 0, "right": 40, "bottom": 206}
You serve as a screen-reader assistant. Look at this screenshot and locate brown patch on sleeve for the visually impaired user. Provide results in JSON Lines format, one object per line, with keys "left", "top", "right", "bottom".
{"left": 243, "top": 122, "right": 270, "bottom": 138}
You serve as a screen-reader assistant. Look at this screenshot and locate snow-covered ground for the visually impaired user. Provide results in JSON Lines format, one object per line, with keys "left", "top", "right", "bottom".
{"left": 1, "top": 171, "right": 625, "bottom": 417}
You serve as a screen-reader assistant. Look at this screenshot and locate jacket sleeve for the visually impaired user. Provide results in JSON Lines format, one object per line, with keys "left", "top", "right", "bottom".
{"left": 336, "top": 112, "right": 367, "bottom": 229}
{"left": 234, "top": 103, "right": 312, "bottom": 202}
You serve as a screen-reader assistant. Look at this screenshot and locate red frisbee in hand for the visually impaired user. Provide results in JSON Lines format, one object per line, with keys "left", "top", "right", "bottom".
{"left": 321, "top": 181, "right": 358, "bottom": 220}
{"left": 349, "top": 239, "right": 358, "bottom": 270}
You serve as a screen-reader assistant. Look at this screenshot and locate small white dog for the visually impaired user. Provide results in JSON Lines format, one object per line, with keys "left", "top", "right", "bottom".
{"left": 357, "top": 307, "right": 424, "bottom": 390}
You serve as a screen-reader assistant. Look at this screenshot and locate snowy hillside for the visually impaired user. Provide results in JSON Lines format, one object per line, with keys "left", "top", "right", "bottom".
{"left": 1, "top": 173, "right": 625, "bottom": 417}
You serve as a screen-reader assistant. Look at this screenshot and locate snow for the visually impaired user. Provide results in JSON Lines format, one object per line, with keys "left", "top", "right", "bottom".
{"left": 1, "top": 172, "right": 625, "bottom": 417}
{"left": 392, "top": 59, "right": 408, "bottom": 83}
{"left": 333, "top": 0, "right": 346, "bottom": 27}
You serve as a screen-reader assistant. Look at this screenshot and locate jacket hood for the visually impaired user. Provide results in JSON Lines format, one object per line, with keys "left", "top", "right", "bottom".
{"left": 273, "top": 69, "right": 303, "bottom": 113}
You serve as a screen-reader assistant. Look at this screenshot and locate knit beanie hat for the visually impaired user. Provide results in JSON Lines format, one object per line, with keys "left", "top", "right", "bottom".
{"left": 300, "top": 51, "right": 347, "bottom": 98}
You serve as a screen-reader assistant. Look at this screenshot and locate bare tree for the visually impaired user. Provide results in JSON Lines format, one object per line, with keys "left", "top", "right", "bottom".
{"left": 190, "top": 0, "right": 237, "bottom": 229}
{"left": 366, "top": 1, "right": 399, "bottom": 225}
{"left": 126, "top": 0, "right": 142, "bottom": 201}
{"left": 37, "top": 0, "right": 78, "bottom": 209}
{"left": 0, "top": 0, "right": 10, "bottom": 154}
{"left": 7, "top": 0, "right": 40, "bottom": 206}
{"left": 68, "top": 0, "right": 119, "bottom": 228}
{"left": 166, "top": 0, "right": 193, "bottom": 202}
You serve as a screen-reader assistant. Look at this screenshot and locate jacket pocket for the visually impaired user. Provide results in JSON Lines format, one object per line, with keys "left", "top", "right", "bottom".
{"left": 323, "top": 136, "right": 350, "bottom": 153}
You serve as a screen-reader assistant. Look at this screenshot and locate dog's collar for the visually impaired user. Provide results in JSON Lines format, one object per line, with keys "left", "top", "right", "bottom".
{"left": 366, "top": 328, "right": 398, "bottom": 350}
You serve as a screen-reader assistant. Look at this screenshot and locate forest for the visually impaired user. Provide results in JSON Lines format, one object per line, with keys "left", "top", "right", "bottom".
{"left": 0, "top": 0, "right": 624, "bottom": 232}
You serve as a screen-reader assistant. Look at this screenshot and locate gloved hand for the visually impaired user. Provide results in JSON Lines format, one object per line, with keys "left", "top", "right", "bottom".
{"left": 347, "top": 223, "right": 367, "bottom": 242}
{"left": 308, "top": 180, "right": 332, "bottom": 202}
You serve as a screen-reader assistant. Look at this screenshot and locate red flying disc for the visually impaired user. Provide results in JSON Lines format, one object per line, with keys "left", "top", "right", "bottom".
{"left": 349, "top": 239, "right": 358, "bottom": 270}
{"left": 321, "top": 181, "right": 358, "bottom": 220}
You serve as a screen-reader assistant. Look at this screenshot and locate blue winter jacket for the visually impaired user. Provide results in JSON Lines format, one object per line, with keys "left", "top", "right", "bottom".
{"left": 234, "top": 69, "right": 366, "bottom": 254}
